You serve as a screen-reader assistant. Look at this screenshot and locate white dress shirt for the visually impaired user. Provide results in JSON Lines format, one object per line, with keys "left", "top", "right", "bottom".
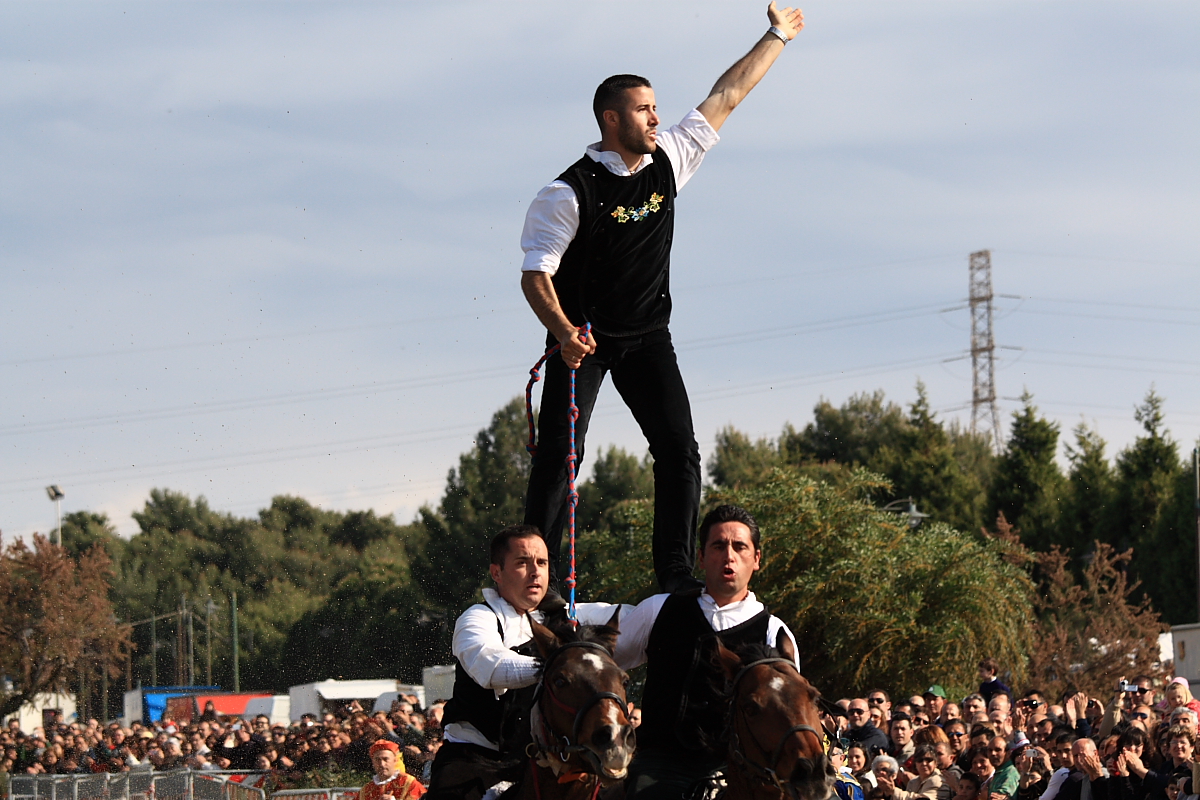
{"left": 443, "top": 588, "right": 620, "bottom": 749}
{"left": 1039, "top": 767, "right": 1071, "bottom": 800}
{"left": 520, "top": 109, "right": 720, "bottom": 276}
{"left": 612, "top": 590, "right": 799, "bottom": 671}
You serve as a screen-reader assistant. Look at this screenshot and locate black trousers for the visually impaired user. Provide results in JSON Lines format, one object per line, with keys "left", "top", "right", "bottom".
{"left": 523, "top": 328, "right": 702, "bottom": 591}
{"left": 426, "top": 741, "right": 522, "bottom": 800}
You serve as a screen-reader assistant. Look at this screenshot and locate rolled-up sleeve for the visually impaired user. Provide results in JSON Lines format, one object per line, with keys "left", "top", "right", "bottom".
{"left": 655, "top": 109, "right": 720, "bottom": 191}
{"left": 452, "top": 605, "right": 540, "bottom": 694}
{"left": 520, "top": 181, "right": 580, "bottom": 275}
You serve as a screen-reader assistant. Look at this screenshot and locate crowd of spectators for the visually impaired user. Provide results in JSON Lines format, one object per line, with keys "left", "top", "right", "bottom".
{"left": 0, "top": 695, "right": 447, "bottom": 786}
{"left": 826, "top": 659, "right": 1200, "bottom": 800}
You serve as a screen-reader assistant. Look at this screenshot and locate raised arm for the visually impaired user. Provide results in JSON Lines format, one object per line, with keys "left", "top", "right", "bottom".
{"left": 696, "top": 1, "right": 804, "bottom": 132}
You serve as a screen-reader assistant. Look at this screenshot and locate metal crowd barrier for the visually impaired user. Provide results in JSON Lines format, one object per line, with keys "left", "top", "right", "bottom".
{"left": 7, "top": 770, "right": 268, "bottom": 800}
{"left": 269, "top": 790, "right": 359, "bottom": 800}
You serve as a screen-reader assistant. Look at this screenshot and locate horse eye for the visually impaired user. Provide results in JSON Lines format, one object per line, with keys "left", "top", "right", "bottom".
{"left": 553, "top": 676, "right": 568, "bottom": 689}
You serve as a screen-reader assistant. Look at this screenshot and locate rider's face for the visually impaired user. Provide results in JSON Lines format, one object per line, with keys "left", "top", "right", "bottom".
{"left": 700, "top": 522, "right": 761, "bottom": 605}
{"left": 489, "top": 535, "right": 549, "bottom": 614}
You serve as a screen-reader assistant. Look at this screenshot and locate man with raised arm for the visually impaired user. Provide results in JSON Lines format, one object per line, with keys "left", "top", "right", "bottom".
{"left": 425, "top": 524, "right": 618, "bottom": 800}
{"left": 520, "top": 2, "right": 805, "bottom": 595}
{"left": 613, "top": 505, "right": 801, "bottom": 800}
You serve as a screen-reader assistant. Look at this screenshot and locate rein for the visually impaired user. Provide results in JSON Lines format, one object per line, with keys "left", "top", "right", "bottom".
{"left": 525, "top": 323, "right": 592, "bottom": 625}
{"left": 726, "top": 657, "right": 826, "bottom": 799}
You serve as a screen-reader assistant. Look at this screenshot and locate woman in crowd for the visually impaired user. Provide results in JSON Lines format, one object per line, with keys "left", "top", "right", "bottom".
{"left": 850, "top": 745, "right": 877, "bottom": 789}
{"left": 1110, "top": 726, "right": 1150, "bottom": 800}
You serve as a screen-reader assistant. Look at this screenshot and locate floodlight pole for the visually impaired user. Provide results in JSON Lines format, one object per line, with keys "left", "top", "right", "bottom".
{"left": 45, "top": 485, "right": 65, "bottom": 546}
{"left": 1194, "top": 447, "right": 1199, "bottom": 623}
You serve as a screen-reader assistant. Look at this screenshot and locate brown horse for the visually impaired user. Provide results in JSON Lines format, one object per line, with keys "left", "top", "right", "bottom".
{"left": 714, "top": 634, "right": 835, "bottom": 800}
{"left": 507, "top": 608, "right": 635, "bottom": 800}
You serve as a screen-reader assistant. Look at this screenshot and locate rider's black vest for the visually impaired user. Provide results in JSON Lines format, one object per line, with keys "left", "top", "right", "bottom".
{"left": 441, "top": 611, "right": 540, "bottom": 756}
{"left": 552, "top": 150, "right": 677, "bottom": 337}
{"left": 638, "top": 591, "right": 771, "bottom": 756}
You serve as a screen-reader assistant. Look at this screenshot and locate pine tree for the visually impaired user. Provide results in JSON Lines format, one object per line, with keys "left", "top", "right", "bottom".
{"left": 989, "top": 394, "right": 1065, "bottom": 546}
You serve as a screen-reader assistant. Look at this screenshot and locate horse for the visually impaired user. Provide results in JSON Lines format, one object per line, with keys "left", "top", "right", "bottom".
{"left": 505, "top": 607, "right": 635, "bottom": 800}
{"left": 713, "top": 633, "right": 836, "bottom": 800}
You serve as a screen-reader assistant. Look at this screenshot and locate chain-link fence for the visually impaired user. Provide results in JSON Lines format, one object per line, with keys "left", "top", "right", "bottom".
{"left": 8, "top": 770, "right": 267, "bottom": 800}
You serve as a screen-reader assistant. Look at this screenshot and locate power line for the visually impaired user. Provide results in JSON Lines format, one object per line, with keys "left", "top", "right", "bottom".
{"left": 0, "top": 350, "right": 961, "bottom": 495}
{"left": 1, "top": 302, "right": 961, "bottom": 439}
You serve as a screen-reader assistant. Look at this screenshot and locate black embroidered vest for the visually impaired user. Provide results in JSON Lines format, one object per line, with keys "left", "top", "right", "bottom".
{"left": 638, "top": 591, "right": 771, "bottom": 755}
{"left": 552, "top": 150, "right": 677, "bottom": 337}
{"left": 441, "top": 612, "right": 540, "bottom": 756}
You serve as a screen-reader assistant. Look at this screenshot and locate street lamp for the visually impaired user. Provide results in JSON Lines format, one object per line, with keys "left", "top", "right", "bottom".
{"left": 45, "top": 485, "right": 65, "bottom": 546}
{"left": 881, "top": 496, "right": 929, "bottom": 529}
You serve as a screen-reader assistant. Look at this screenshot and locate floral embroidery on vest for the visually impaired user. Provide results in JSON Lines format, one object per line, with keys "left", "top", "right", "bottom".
{"left": 611, "top": 193, "right": 664, "bottom": 223}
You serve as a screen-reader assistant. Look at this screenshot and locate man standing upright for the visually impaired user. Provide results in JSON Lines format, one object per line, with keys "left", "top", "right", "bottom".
{"left": 520, "top": 2, "right": 805, "bottom": 593}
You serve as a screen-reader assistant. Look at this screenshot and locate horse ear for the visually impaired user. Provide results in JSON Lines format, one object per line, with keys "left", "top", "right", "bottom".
{"left": 715, "top": 638, "right": 742, "bottom": 681}
{"left": 776, "top": 629, "right": 798, "bottom": 666}
{"left": 589, "top": 606, "right": 622, "bottom": 655}
{"left": 605, "top": 606, "right": 621, "bottom": 633}
{"left": 529, "top": 615, "right": 560, "bottom": 659}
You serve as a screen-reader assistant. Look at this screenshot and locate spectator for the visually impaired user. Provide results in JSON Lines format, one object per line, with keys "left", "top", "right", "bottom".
{"left": 1163, "top": 681, "right": 1200, "bottom": 719}
{"left": 956, "top": 773, "right": 983, "bottom": 800}
{"left": 358, "top": 740, "right": 425, "bottom": 800}
{"left": 870, "top": 755, "right": 902, "bottom": 799}
{"left": 970, "top": 746, "right": 995, "bottom": 785}
{"left": 924, "top": 688, "right": 947, "bottom": 723}
{"left": 946, "top": 721, "right": 969, "bottom": 759}
{"left": 893, "top": 744, "right": 946, "bottom": 800}
{"left": 1045, "top": 733, "right": 1081, "bottom": 800}
{"left": 980, "top": 660, "right": 1012, "bottom": 706}
{"left": 936, "top": 741, "right": 963, "bottom": 800}
{"left": 987, "top": 737, "right": 1020, "bottom": 800}
{"left": 850, "top": 744, "right": 876, "bottom": 788}
{"left": 849, "top": 698, "right": 892, "bottom": 758}
{"left": 892, "top": 713, "right": 917, "bottom": 765}
{"left": 1057, "top": 738, "right": 1110, "bottom": 800}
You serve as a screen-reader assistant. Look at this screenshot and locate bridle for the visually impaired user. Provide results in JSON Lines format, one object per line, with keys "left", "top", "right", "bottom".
{"left": 726, "top": 657, "right": 827, "bottom": 799}
{"left": 529, "top": 640, "right": 629, "bottom": 779}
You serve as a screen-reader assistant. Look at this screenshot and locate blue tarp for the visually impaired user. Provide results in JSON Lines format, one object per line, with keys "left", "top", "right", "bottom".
{"left": 139, "top": 686, "right": 220, "bottom": 723}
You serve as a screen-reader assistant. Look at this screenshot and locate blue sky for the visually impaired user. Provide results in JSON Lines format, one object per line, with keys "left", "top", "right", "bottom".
{"left": 3, "top": 1, "right": 1198, "bottom": 539}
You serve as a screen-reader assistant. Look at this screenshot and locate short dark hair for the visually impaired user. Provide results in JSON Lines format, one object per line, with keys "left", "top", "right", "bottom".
{"left": 959, "top": 773, "right": 982, "bottom": 793}
{"left": 1118, "top": 726, "right": 1148, "bottom": 751}
{"left": 913, "top": 743, "right": 937, "bottom": 761}
{"left": 698, "top": 505, "right": 761, "bottom": 550}
{"left": 489, "top": 524, "right": 543, "bottom": 566}
{"left": 868, "top": 689, "right": 891, "bottom": 702}
{"left": 979, "top": 657, "right": 999, "bottom": 674}
{"left": 593, "top": 74, "right": 652, "bottom": 129}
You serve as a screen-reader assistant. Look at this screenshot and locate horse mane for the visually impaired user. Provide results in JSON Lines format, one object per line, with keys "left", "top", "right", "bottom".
{"left": 538, "top": 600, "right": 620, "bottom": 655}
{"left": 730, "top": 641, "right": 783, "bottom": 665}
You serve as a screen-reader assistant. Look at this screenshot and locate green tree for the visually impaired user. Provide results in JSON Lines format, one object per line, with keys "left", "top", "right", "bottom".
{"left": 873, "top": 383, "right": 992, "bottom": 533}
{"left": 1059, "top": 423, "right": 1115, "bottom": 554}
{"left": 60, "top": 511, "right": 125, "bottom": 563}
{"left": 580, "top": 467, "right": 1034, "bottom": 697}
{"left": 1111, "top": 390, "right": 1183, "bottom": 619}
{"left": 414, "top": 398, "right": 532, "bottom": 618}
{"left": 781, "top": 390, "right": 909, "bottom": 466}
{"left": 707, "top": 427, "right": 782, "bottom": 489}
{"left": 989, "top": 394, "right": 1065, "bottom": 545}
{"left": 576, "top": 446, "right": 654, "bottom": 534}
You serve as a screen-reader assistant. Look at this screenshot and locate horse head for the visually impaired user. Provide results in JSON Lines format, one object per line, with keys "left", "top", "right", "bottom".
{"left": 716, "top": 632, "right": 836, "bottom": 800}
{"left": 528, "top": 607, "right": 636, "bottom": 784}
